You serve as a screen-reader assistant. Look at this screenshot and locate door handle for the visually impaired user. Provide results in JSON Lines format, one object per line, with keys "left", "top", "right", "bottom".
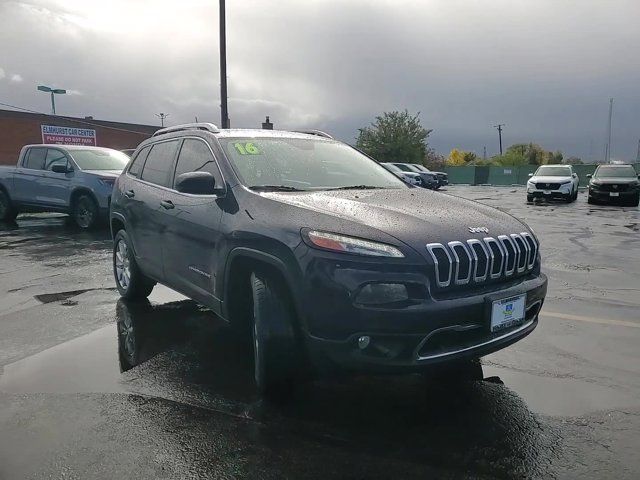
{"left": 160, "top": 200, "right": 175, "bottom": 210}
{"left": 124, "top": 190, "right": 135, "bottom": 198}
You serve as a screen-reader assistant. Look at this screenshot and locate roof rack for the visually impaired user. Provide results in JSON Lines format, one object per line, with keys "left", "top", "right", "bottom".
{"left": 294, "top": 129, "right": 333, "bottom": 139}
{"left": 153, "top": 122, "right": 220, "bottom": 137}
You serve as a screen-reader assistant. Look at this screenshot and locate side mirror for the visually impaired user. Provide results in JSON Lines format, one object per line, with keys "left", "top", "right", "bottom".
{"left": 586, "top": 174, "right": 592, "bottom": 178}
{"left": 528, "top": 173, "right": 533, "bottom": 177}
{"left": 51, "top": 164, "right": 71, "bottom": 174}
{"left": 175, "top": 171, "right": 219, "bottom": 195}
{"left": 572, "top": 173, "right": 577, "bottom": 177}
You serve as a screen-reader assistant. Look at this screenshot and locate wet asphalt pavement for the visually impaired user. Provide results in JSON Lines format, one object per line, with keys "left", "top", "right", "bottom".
{"left": 1, "top": 186, "right": 639, "bottom": 479}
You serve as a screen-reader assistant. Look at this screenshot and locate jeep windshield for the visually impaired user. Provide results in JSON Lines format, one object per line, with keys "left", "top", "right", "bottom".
{"left": 534, "top": 166, "right": 571, "bottom": 176}
{"left": 220, "top": 137, "right": 406, "bottom": 191}
{"left": 71, "top": 149, "right": 130, "bottom": 171}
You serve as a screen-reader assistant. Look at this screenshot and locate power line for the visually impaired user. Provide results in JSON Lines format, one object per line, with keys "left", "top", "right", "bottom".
{"left": 0, "top": 101, "right": 156, "bottom": 136}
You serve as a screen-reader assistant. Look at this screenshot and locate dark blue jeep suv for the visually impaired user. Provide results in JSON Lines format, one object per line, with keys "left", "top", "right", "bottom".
{"left": 110, "top": 123, "right": 547, "bottom": 395}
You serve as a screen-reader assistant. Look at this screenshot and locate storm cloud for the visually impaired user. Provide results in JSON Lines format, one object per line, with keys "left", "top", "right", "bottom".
{"left": 1, "top": 0, "right": 639, "bottom": 160}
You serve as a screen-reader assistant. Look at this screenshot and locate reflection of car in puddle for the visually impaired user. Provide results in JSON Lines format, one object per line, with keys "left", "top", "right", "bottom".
{"left": 114, "top": 297, "right": 552, "bottom": 475}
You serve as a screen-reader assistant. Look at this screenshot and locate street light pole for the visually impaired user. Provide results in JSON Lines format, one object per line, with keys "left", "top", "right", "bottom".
{"left": 219, "top": 0, "right": 230, "bottom": 128}
{"left": 37, "top": 85, "right": 66, "bottom": 115}
{"left": 156, "top": 113, "right": 169, "bottom": 127}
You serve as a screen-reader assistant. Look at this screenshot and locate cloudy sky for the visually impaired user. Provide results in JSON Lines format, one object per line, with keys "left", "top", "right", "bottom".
{"left": 1, "top": 0, "right": 639, "bottom": 160}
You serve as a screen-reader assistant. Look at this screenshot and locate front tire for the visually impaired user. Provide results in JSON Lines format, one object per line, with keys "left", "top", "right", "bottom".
{"left": 250, "top": 271, "right": 300, "bottom": 398}
{"left": 72, "top": 194, "right": 99, "bottom": 229}
{"left": 627, "top": 193, "right": 640, "bottom": 207}
{"left": 113, "top": 230, "right": 155, "bottom": 299}
{"left": 0, "top": 190, "right": 18, "bottom": 222}
{"left": 526, "top": 194, "right": 533, "bottom": 202}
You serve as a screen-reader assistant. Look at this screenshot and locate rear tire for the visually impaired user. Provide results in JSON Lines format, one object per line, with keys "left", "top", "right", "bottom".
{"left": 113, "top": 230, "right": 155, "bottom": 300}
{"left": 72, "top": 194, "right": 99, "bottom": 229}
{"left": 250, "top": 271, "right": 300, "bottom": 398}
{"left": 0, "top": 190, "right": 18, "bottom": 222}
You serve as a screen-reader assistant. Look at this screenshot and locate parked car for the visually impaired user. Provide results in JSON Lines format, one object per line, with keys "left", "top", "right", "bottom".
{"left": 391, "top": 163, "right": 439, "bottom": 189}
{"left": 380, "top": 163, "right": 423, "bottom": 186}
{"left": 587, "top": 164, "right": 640, "bottom": 206}
{"left": 390, "top": 163, "right": 448, "bottom": 189}
{"left": 526, "top": 164, "right": 579, "bottom": 202}
{"left": 0, "top": 144, "right": 129, "bottom": 228}
{"left": 409, "top": 164, "right": 449, "bottom": 188}
{"left": 110, "top": 123, "right": 547, "bottom": 396}
{"left": 121, "top": 149, "right": 136, "bottom": 157}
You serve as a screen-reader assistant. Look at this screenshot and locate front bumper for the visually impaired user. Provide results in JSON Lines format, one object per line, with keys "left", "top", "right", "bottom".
{"left": 299, "top": 256, "right": 547, "bottom": 373}
{"left": 589, "top": 188, "right": 638, "bottom": 202}
{"left": 527, "top": 185, "right": 572, "bottom": 199}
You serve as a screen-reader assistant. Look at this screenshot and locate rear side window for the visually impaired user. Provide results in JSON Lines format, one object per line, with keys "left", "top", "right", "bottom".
{"left": 23, "top": 148, "right": 47, "bottom": 170}
{"left": 140, "top": 140, "right": 179, "bottom": 187}
{"left": 173, "top": 139, "right": 223, "bottom": 188}
{"left": 128, "top": 146, "right": 150, "bottom": 177}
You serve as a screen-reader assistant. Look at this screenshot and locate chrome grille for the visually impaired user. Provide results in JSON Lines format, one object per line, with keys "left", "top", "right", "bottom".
{"left": 426, "top": 232, "right": 538, "bottom": 288}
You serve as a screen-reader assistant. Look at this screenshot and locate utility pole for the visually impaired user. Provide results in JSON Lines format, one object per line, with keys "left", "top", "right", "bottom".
{"left": 156, "top": 113, "right": 169, "bottom": 127}
{"left": 494, "top": 124, "right": 505, "bottom": 156}
{"left": 219, "top": 0, "right": 230, "bottom": 129}
{"left": 605, "top": 98, "right": 613, "bottom": 163}
{"left": 483, "top": 146, "right": 487, "bottom": 161}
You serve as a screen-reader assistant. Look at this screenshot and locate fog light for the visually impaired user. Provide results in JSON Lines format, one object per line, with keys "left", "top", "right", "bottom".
{"left": 355, "top": 283, "right": 409, "bottom": 305}
{"left": 358, "top": 336, "right": 370, "bottom": 350}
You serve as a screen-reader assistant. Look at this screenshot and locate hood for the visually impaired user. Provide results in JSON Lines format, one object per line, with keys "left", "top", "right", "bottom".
{"left": 260, "top": 188, "right": 529, "bottom": 250}
{"left": 529, "top": 175, "right": 572, "bottom": 183}
{"left": 592, "top": 177, "right": 639, "bottom": 184}
{"left": 82, "top": 170, "right": 122, "bottom": 178}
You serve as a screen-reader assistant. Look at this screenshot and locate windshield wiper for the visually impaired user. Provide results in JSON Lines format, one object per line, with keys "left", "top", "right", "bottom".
{"left": 249, "top": 185, "right": 305, "bottom": 192}
{"left": 328, "top": 185, "right": 386, "bottom": 190}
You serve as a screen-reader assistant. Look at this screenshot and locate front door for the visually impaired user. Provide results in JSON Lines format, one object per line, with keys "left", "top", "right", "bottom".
{"left": 40, "top": 148, "right": 73, "bottom": 208}
{"left": 161, "top": 138, "right": 225, "bottom": 310}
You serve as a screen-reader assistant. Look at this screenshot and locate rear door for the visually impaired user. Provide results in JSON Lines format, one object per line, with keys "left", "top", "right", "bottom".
{"left": 161, "top": 138, "right": 225, "bottom": 308}
{"left": 127, "top": 139, "right": 181, "bottom": 282}
{"left": 13, "top": 147, "right": 47, "bottom": 206}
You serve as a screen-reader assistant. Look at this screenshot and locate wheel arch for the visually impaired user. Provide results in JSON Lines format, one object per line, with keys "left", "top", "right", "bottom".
{"left": 222, "top": 247, "right": 303, "bottom": 328}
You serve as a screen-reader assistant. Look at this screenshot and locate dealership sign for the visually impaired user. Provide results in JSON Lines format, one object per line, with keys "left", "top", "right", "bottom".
{"left": 41, "top": 125, "right": 97, "bottom": 146}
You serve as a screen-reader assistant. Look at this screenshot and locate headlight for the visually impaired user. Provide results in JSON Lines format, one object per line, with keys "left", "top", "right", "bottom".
{"left": 526, "top": 180, "right": 534, "bottom": 186}
{"left": 306, "top": 230, "right": 404, "bottom": 258}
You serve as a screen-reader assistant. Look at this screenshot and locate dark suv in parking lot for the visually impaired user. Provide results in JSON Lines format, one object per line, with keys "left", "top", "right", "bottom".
{"left": 110, "top": 123, "right": 547, "bottom": 395}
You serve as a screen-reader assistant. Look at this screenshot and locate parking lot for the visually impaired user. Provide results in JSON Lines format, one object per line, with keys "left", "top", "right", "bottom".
{"left": 0, "top": 185, "right": 638, "bottom": 479}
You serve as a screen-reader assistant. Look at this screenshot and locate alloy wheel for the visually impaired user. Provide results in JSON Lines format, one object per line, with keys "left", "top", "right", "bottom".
{"left": 115, "top": 239, "right": 131, "bottom": 290}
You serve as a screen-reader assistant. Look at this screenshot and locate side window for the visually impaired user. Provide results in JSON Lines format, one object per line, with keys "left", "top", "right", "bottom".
{"left": 23, "top": 148, "right": 47, "bottom": 170}
{"left": 173, "top": 139, "right": 223, "bottom": 188}
{"left": 139, "top": 140, "right": 179, "bottom": 187}
{"left": 128, "top": 146, "right": 150, "bottom": 177}
{"left": 45, "top": 149, "right": 69, "bottom": 171}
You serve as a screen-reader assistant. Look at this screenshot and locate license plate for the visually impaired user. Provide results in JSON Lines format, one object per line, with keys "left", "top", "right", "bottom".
{"left": 610, "top": 192, "right": 619, "bottom": 197}
{"left": 543, "top": 190, "right": 551, "bottom": 194}
{"left": 490, "top": 294, "right": 526, "bottom": 332}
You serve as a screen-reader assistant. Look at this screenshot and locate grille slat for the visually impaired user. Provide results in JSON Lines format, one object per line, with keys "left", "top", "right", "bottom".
{"left": 426, "top": 233, "right": 538, "bottom": 289}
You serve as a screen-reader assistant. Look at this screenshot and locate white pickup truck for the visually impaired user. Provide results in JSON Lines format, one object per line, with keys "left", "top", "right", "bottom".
{"left": 0, "top": 144, "right": 130, "bottom": 228}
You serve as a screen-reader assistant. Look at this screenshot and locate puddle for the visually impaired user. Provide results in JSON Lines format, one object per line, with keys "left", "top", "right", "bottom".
{"left": 484, "top": 365, "right": 639, "bottom": 417}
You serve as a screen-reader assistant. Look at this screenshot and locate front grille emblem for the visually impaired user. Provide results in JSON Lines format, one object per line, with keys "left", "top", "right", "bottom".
{"left": 613, "top": 185, "right": 618, "bottom": 189}
{"left": 468, "top": 226, "right": 489, "bottom": 234}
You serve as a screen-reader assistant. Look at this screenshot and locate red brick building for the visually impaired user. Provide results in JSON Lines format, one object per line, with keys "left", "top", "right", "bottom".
{"left": 0, "top": 109, "right": 159, "bottom": 165}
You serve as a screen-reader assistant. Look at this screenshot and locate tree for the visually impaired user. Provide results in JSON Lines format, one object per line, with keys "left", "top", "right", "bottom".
{"left": 564, "top": 156, "right": 583, "bottom": 165}
{"left": 446, "top": 148, "right": 467, "bottom": 166}
{"left": 356, "top": 110, "right": 432, "bottom": 164}
{"left": 423, "top": 147, "right": 446, "bottom": 170}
